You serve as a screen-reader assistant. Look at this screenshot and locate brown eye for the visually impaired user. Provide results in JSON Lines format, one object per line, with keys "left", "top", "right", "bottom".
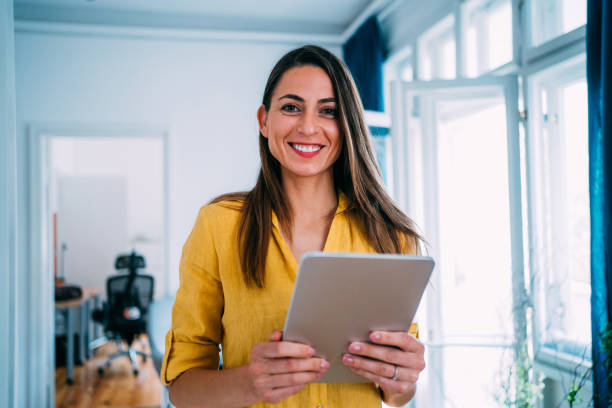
{"left": 321, "top": 107, "right": 338, "bottom": 117}
{"left": 281, "top": 104, "right": 300, "bottom": 113}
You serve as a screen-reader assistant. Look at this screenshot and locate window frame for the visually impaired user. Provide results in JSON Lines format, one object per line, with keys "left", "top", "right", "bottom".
{"left": 383, "top": 1, "right": 590, "bottom": 404}
{"left": 391, "top": 75, "right": 525, "bottom": 408}
{"left": 523, "top": 47, "right": 591, "bottom": 372}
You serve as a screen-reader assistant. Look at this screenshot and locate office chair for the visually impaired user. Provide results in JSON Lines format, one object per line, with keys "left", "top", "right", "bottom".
{"left": 93, "top": 252, "right": 155, "bottom": 376}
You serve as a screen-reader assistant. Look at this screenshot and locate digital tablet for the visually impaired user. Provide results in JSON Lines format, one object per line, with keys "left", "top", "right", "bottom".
{"left": 283, "top": 252, "right": 434, "bottom": 383}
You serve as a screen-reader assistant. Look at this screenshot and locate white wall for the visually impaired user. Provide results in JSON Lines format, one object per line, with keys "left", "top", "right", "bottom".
{"left": 15, "top": 30, "right": 341, "bottom": 295}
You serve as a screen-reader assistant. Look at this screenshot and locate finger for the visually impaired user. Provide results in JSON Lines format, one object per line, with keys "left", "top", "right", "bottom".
{"left": 347, "top": 342, "right": 411, "bottom": 367}
{"left": 349, "top": 366, "right": 417, "bottom": 395}
{"left": 263, "top": 371, "right": 322, "bottom": 388}
{"left": 261, "top": 341, "right": 315, "bottom": 359}
{"left": 260, "top": 384, "right": 305, "bottom": 404}
{"left": 269, "top": 330, "right": 283, "bottom": 342}
{"left": 369, "top": 331, "right": 424, "bottom": 354}
{"left": 266, "top": 357, "right": 329, "bottom": 374}
{"left": 342, "top": 353, "right": 396, "bottom": 379}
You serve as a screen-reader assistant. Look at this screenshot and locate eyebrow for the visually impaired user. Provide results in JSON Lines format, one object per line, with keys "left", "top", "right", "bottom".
{"left": 278, "top": 94, "right": 337, "bottom": 104}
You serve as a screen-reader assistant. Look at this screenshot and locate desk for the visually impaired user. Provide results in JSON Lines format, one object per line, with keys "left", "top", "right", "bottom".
{"left": 56, "top": 287, "right": 100, "bottom": 384}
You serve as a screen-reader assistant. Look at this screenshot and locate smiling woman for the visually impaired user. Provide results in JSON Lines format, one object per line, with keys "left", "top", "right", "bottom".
{"left": 162, "top": 45, "right": 425, "bottom": 408}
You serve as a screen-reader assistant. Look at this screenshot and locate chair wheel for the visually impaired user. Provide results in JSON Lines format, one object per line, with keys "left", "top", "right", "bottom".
{"left": 66, "top": 378, "right": 73, "bottom": 385}
{"left": 97, "top": 366, "right": 104, "bottom": 375}
{"left": 133, "top": 369, "right": 139, "bottom": 376}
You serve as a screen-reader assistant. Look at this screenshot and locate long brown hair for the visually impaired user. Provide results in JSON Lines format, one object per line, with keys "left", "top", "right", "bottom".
{"left": 212, "top": 45, "right": 422, "bottom": 288}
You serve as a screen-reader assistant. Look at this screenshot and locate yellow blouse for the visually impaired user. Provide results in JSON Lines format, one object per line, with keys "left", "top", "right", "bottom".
{"left": 161, "top": 193, "right": 415, "bottom": 408}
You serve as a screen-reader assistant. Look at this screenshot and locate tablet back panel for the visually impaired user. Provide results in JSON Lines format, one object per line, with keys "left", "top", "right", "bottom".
{"left": 283, "top": 252, "right": 434, "bottom": 383}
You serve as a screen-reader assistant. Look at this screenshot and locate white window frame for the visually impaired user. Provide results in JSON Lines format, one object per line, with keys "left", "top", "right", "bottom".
{"left": 391, "top": 75, "right": 526, "bottom": 407}
{"left": 520, "top": 0, "right": 587, "bottom": 65}
{"left": 522, "top": 43, "right": 592, "bottom": 393}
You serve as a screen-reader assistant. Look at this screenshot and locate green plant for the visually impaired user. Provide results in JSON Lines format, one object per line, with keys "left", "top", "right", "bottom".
{"left": 496, "top": 342, "right": 545, "bottom": 408}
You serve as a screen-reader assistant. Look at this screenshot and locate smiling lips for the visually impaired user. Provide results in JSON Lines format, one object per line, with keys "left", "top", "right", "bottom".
{"left": 289, "top": 142, "right": 324, "bottom": 158}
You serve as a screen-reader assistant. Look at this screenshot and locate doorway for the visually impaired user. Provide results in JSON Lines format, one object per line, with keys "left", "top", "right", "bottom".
{"left": 30, "top": 124, "right": 169, "bottom": 407}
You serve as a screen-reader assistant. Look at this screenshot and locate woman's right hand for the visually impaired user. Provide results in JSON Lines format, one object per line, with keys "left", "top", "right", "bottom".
{"left": 247, "top": 330, "right": 329, "bottom": 404}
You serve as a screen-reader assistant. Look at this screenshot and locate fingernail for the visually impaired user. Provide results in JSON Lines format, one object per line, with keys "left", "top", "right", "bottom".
{"left": 308, "top": 347, "right": 316, "bottom": 355}
{"left": 343, "top": 355, "right": 354, "bottom": 365}
{"left": 349, "top": 343, "right": 361, "bottom": 352}
{"left": 371, "top": 332, "right": 381, "bottom": 341}
{"left": 316, "top": 371, "right": 323, "bottom": 378}
{"left": 321, "top": 360, "right": 330, "bottom": 369}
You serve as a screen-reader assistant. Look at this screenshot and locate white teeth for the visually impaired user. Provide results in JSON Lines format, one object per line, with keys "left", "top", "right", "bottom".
{"left": 292, "top": 143, "right": 322, "bottom": 153}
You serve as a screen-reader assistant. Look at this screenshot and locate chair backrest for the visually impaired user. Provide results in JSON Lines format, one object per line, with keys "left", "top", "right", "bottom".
{"left": 107, "top": 274, "right": 155, "bottom": 326}
{"left": 114, "top": 251, "right": 146, "bottom": 273}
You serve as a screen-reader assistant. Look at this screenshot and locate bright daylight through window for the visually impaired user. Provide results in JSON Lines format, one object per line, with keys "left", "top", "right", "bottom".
{"left": 384, "top": 0, "right": 590, "bottom": 406}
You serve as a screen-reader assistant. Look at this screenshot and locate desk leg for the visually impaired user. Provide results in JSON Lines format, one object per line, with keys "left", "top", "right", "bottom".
{"left": 66, "top": 307, "right": 74, "bottom": 385}
{"left": 79, "top": 302, "right": 87, "bottom": 364}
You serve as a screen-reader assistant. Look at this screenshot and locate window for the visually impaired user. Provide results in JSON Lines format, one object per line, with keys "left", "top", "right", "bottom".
{"left": 528, "top": 0, "right": 587, "bottom": 46}
{"left": 386, "top": 0, "right": 590, "bottom": 406}
{"left": 365, "top": 110, "right": 393, "bottom": 191}
{"left": 398, "top": 78, "right": 520, "bottom": 407}
{"left": 462, "top": 0, "right": 513, "bottom": 77}
{"left": 417, "top": 15, "right": 456, "bottom": 80}
{"left": 526, "top": 55, "right": 590, "bottom": 362}
{"left": 370, "top": 125, "right": 392, "bottom": 186}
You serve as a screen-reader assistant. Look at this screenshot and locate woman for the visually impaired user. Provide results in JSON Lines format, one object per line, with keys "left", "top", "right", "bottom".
{"left": 162, "top": 45, "right": 425, "bottom": 407}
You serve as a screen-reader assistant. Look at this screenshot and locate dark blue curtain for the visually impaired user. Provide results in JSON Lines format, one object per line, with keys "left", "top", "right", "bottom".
{"left": 343, "top": 16, "right": 384, "bottom": 112}
{"left": 588, "top": 0, "right": 612, "bottom": 406}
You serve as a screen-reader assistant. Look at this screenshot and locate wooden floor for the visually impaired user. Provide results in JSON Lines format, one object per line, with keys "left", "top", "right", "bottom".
{"left": 55, "top": 335, "right": 162, "bottom": 408}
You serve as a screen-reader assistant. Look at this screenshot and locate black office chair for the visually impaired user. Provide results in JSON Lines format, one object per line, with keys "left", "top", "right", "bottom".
{"left": 93, "top": 252, "right": 155, "bottom": 376}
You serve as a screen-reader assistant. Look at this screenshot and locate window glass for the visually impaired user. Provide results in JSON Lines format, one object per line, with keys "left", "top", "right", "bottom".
{"left": 463, "top": 0, "right": 513, "bottom": 77}
{"left": 405, "top": 86, "right": 515, "bottom": 407}
{"left": 418, "top": 15, "right": 456, "bottom": 80}
{"left": 528, "top": 56, "right": 590, "bottom": 358}
{"left": 369, "top": 126, "right": 391, "bottom": 186}
{"left": 529, "top": 0, "right": 587, "bottom": 46}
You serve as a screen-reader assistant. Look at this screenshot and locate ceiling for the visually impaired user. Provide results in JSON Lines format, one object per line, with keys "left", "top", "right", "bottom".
{"left": 13, "top": 0, "right": 388, "bottom": 38}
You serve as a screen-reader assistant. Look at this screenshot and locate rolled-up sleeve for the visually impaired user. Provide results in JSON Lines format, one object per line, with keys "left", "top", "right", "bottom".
{"left": 161, "top": 206, "right": 224, "bottom": 385}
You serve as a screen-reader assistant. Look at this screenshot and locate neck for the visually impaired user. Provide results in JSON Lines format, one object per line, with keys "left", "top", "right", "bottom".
{"left": 281, "top": 170, "right": 338, "bottom": 222}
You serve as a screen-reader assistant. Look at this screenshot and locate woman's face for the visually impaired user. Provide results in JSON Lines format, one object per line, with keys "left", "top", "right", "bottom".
{"left": 258, "top": 65, "right": 343, "bottom": 181}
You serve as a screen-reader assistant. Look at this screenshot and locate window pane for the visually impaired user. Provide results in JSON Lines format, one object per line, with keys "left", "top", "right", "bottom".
{"left": 529, "top": 0, "right": 586, "bottom": 46}
{"left": 463, "top": 0, "right": 513, "bottom": 76}
{"left": 436, "top": 98, "right": 513, "bottom": 339}
{"left": 560, "top": 80, "right": 590, "bottom": 346}
{"left": 418, "top": 91, "right": 514, "bottom": 407}
{"left": 418, "top": 15, "right": 456, "bottom": 80}
{"left": 487, "top": 0, "right": 512, "bottom": 69}
{"left": 441, "top": 347, "right": 513, "bottom": 406}
{"left": 370, "top": 126, "right": 391, "bottom": 187}
{"left": 529, "top": 57, "right": 591, "bottom": 358}
{"left": 440, "top": 36, "right": 456, "bottom": 79}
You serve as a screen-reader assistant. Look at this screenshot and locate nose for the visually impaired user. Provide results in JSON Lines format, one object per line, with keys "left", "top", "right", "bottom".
{"left": 297, "top": 110, "right": 317, "bottom": 136}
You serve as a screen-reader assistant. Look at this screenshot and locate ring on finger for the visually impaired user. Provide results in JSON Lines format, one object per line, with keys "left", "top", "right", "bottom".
{"left": 391, "top": 365, "right": 399, "bottom": 381}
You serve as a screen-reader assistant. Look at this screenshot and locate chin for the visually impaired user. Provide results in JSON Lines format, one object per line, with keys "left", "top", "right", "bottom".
{"left": 285, "top": 165, "right": 329, "bottom": 179}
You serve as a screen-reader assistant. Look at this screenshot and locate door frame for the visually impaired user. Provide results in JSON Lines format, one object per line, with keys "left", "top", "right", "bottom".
{"left": 29, "top": 123, "right": 170, "bottom": 407}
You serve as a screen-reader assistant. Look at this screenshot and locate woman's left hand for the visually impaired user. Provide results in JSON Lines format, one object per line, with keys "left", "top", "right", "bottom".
{"left": 341, "top": 331, "right": 425, "bottom": 406}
